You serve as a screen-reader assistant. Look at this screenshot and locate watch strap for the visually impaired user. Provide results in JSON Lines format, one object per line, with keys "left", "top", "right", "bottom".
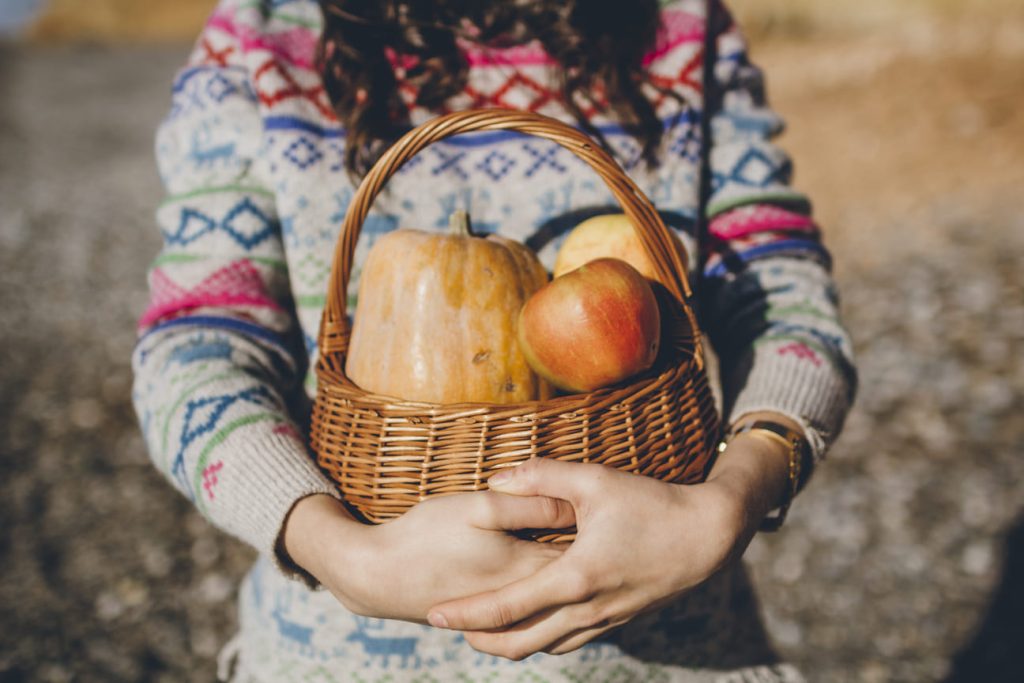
{"left": 719, "top": 419, "right": 811, "bottom": 531}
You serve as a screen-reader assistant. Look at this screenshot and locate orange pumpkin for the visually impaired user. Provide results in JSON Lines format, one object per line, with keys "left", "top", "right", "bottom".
{"left": 345, "top": 211, "right": 552, "bottom": 404}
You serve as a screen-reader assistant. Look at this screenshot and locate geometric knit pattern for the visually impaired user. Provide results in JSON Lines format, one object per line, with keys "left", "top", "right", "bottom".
{"left": 130, "top": 0, "right": 855, "bottom": 680}
{"left": 219, "top": 557, "right": 807, "bottom": 683}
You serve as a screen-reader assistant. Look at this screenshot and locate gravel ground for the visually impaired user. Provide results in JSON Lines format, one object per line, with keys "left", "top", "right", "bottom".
{"left": 1, "top": 42, "right": 1021, "bottom": 683}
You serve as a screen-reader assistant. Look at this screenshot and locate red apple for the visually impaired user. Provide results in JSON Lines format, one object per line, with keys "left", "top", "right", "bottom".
{"left": 517, "top": 258, "right": 660, "bottom": 393}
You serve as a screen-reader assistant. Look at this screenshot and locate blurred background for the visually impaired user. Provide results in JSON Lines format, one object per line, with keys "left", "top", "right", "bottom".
{"left": 1, "top": 0, "right": 1021, "bottom": 681}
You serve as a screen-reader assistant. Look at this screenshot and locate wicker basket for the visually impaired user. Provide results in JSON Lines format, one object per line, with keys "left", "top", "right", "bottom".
{"left": 310, "top": 109, "right": 720, "bottom": 533}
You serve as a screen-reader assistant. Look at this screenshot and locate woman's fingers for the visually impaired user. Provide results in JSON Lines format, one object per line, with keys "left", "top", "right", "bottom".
{"left": 472, "top": 491, "right": 576, "bottom": 532}
{"left": 487, "top": 458, "right": 611, "bottom": 507}
{"left": 428, "top": 558, "right": 592, "bottom": 631}
{"left": 543, "top": 621, "right": 620, "bottom": 656}
{"left": 462, "top": 600, "right": 614, "bottom": 661}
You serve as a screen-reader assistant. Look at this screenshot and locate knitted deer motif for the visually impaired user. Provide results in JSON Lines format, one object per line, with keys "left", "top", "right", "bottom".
{"left": 345, "top": 617, "right": 422, "bottom": 669}
{"left": 188, "top": 124, "right": 236, "bottom": 169}
{"left": 270, "top": 595, "right": 315, "bottom": 653}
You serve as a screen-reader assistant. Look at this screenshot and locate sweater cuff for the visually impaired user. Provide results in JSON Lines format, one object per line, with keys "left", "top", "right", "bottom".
{"left": 724, "top": 338, "right": 855, "bottom": 463}
{"left": 215, "top": 429, "right": 341, "bottom": 586}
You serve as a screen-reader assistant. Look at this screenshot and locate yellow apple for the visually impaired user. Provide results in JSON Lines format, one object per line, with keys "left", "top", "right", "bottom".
{"left": 553, "top": 213, "right": 669, "bottom": 280}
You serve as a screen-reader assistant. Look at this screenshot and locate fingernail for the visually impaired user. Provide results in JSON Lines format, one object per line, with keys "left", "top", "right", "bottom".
{"left": 488, "top": 469, "right": 514, "bottom": 488}
{"left": 427, "top": 612, "right": 449, "bottom": 628}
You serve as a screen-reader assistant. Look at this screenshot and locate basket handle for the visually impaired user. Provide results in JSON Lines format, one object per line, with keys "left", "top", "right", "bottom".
{"left": 319, "top": 108, "right": 703, "bottom": 365}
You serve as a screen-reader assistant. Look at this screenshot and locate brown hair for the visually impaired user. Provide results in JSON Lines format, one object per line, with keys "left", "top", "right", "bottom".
{"left": 294, "top": 0, "right": 668, "bottom": 176}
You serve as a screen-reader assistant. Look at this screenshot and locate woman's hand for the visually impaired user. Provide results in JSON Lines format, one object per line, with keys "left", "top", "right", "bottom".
{"left": 282, "top": 491, "right": 575, "bottom": 624}
{"left": 424, "top": 426, "right": 792, "bottom": 660}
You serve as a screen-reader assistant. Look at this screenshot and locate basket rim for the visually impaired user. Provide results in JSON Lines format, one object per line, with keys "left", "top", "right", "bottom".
{"left": 314, "top": 341, "right": 703, "bottom": 415}
{"left": 315, "top": 108, "right": 706, "bottom": 374}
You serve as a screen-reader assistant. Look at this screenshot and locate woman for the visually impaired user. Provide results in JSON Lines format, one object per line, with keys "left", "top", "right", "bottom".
{"left": 132, "top": 0, "right": 856, "bottom": 680}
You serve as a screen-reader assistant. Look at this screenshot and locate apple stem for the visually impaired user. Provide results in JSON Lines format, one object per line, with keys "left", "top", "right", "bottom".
{"left": 449, "top": 210, "right": 475, "bottom": 237}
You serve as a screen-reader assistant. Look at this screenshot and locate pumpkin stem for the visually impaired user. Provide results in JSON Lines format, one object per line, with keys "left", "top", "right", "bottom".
{"left": 449, "top": 210, "right": 475, "bottom": 237}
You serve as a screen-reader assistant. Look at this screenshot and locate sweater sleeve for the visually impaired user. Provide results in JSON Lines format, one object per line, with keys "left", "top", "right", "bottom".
{"left": 131, "top": 5, "right": 339, "bottom": 579}
{"left": 699, "top": 1, "right": 857, "bottom": 462}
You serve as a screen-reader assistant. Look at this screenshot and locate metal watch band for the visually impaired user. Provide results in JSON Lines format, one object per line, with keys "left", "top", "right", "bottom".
{"left": 718, "top": 419, "right": 810, "bottom": 531}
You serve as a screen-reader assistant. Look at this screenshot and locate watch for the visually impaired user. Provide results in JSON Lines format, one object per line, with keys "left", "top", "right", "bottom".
{"left": 718, "top": 419, "right": 811, "bottom": 531}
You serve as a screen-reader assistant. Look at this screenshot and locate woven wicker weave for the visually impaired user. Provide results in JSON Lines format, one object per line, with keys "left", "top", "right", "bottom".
{"left": 310, "top": 109, "right": 720, "bottom": 531}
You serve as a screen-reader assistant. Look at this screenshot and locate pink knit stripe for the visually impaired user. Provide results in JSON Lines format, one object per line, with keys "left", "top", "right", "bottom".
{"left": 207, "top": 11, "right": 317, "bottom": 69}
{"left": 458, "top": 41, "right": 553, "bottom": 68}
{"left": 709, "top": 204, "right": 819, "bottom": 240}
{"left": 205, "top": 7, "right": 702, "bottom": 72}
{"left": 644, "top": 9, "right": 706, "bottom": 66}
{"left": 139, "top": 259, "right": 284, "bottom": 329}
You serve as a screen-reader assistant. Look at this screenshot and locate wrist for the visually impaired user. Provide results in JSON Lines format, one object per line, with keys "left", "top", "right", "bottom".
{"left": 666, "top": 438, "right": 788, "bottom": 572}
{"left": 706, "top": 425, "right": 791, "bottom": 528}
{"left": 282, "top": 494, "right": 366, "bottom": 581}
{"left": 711, "top": 433, "right": 789, "bottom": 520}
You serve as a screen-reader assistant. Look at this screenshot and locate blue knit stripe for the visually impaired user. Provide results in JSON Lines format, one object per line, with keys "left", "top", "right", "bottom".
{"left": 263, "top": 110, "right": 703, "bottom": 145}
{"left": 704, "top": 239, "right": 832, "bottom": 278}
{"left": 140, "top": 315, "right": 290, "bottom": 354}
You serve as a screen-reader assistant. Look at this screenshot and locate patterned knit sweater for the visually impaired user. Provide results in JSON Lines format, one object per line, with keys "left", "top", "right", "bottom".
{"left": 131, "top": 0, "right": 856, "bottom": 680}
